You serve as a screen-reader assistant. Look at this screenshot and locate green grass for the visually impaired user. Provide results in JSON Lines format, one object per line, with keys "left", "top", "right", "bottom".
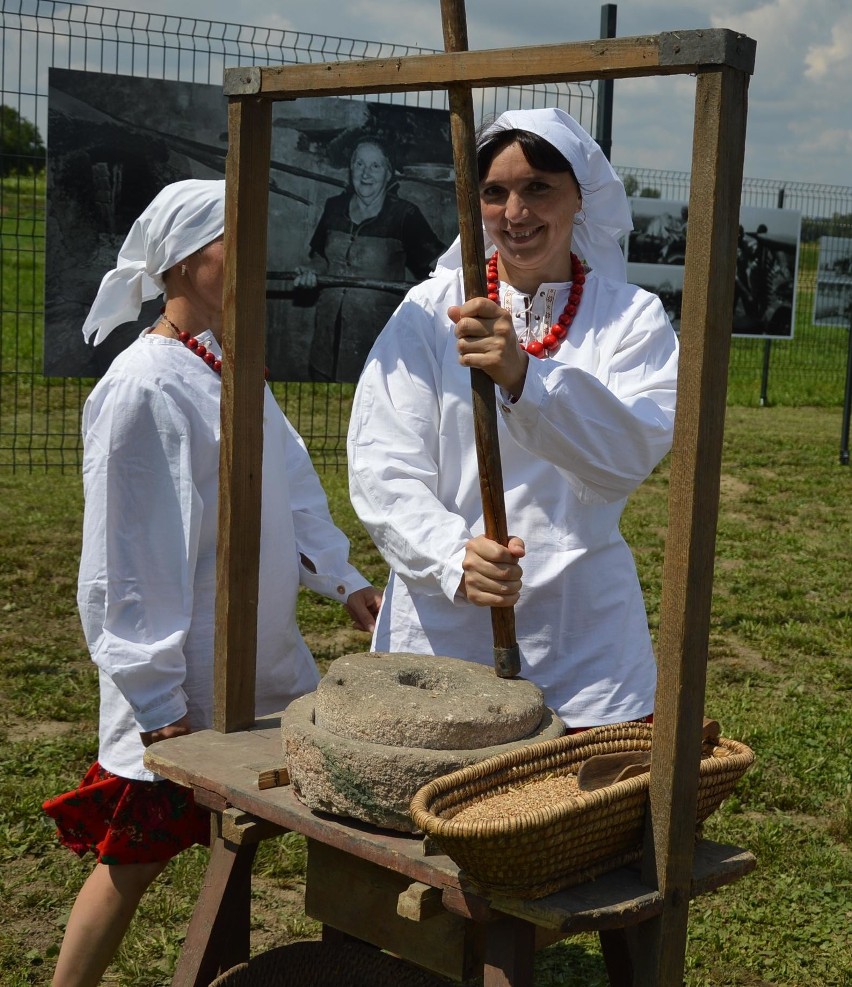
{"left": 1, "top": 173, "right": 850, "bottom": 985}
{"left": 1, "top": 406, "right": 850, "bottom": 986}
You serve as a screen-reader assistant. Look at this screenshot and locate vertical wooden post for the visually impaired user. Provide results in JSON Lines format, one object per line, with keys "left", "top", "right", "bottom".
{"left": 440, "top": 0, "right": 520, "bottom": 679}
{"left": 635, "top": 64, "right": 750, "bottom": 985}
{"left": 214, "top": 95, "right": 272, "bottom": 732}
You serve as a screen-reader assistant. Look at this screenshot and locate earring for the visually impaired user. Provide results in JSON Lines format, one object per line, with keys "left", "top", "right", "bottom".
{"left": 574, "top": 208, "right": 586, "bottom": 226}
{"left": 181, "top": 264, "right": 187, "bottom": 277}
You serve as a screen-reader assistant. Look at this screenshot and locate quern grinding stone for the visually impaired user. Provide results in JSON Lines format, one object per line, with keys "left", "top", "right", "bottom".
{"left": 282, "top": 652, "right": 565, "bottom": 831}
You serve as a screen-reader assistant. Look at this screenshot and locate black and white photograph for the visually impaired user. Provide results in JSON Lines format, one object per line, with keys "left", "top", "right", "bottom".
{"left": 45, "top": 68, "right": 456, "bottom": 380}
{"left": 626, "top": 199, "right": 689, "bottom": 266}
{"left": 628, "top": 262, "right": 684, "bottom": 332}
{"left": 813, "top": 236, "right": 852, "bottom": 327}
{"left": 731, "top": 206, "right": 800, "bottom": 337}
{"left": 625, "top": 199, "right": 801, "bottom": 338}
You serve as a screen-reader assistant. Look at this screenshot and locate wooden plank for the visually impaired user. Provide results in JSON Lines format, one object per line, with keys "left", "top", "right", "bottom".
{"left": 636, "top": 63, "right": 751, "bottom": 987}
{"left": 598, "top": 928, "right": 633, "bottom": 987}
{"left": 215, "top": 95, "right": 273, "bottom": 732}
{"left": 146, "top": 729, "right": 754, "bottom": 933}
{"left": 305, "top": 840, "right": 483, "bottom": 981}
{"left": 483, "top": 916, "right": 536, "bottom": 987}
{"left": 397, "top": 882, "right": 445, "bottom": 922}
{"left": 488, "top": 840, "right": 755, "bottom": 934}
{"left": 220, "top": 807, "right": 288, "bottom": 845}
{"left": 172, "top": 831, "right": 258, "bottom": 987}
{"left": 144, "top": 724, "right": 286, "bottom": 792}
{"left": 224, "top": 30, "right": 755, "bottom": 99}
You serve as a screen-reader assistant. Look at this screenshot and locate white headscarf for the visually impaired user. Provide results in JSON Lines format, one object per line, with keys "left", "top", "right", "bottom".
{"left": 435, "top": 107, "right": 632, "bottom": 282}
{"left": 82, "top": 179, "right": 226, "bottom": 345}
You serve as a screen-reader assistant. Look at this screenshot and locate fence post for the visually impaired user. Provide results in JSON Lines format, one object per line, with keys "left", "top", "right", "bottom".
{"left": 759, "top": 186, "right": 787, "bottom": 407}
{"left": 595, "top": 4, "right": 617, "bottom": 161}
{"left": 841, "top": 312, "right": 852, "bottom": 465}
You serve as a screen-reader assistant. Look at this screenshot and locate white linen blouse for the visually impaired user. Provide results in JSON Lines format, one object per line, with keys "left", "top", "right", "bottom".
{"left": 79, "top": 329, "right": 369, "bottom": 780}
{"left": 348, "top": 267, "right": 679, "bottom": 727}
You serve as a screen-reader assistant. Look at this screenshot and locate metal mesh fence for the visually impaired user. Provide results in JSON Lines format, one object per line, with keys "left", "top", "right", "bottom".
{"left": 2, "top": 1, "right": 851, "bottom": 470}
{"left": 1, "top": 0, "right": 592, "bottom": 470}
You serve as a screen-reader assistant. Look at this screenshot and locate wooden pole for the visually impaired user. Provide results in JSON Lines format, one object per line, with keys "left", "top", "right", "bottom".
{"left": 214, "top": 95, "right": 273, "bottom": 732}
{"left": 634, "top": 63, "right": 750, "bottom": 985}
{"left": 440, "top": 0, "right": 520, "bottom": 679}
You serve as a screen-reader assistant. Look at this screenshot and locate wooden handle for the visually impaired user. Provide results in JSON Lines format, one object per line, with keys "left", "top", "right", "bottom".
{"left": 441, "top": 0, "right": 520, "bottom": 679}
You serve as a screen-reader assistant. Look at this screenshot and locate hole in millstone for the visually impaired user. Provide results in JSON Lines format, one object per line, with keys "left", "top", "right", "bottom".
{"left": 396, "top": 670, "right": 450, "bottom": 692}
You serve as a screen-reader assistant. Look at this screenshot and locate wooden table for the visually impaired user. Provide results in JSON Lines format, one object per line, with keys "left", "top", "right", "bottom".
{"left": 145, "top": 716, "right": 756, "bottom": 987}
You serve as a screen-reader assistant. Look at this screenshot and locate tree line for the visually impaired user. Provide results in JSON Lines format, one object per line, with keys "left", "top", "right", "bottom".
{"left": 1, "top": 106, "right": 46, "bottom": 177}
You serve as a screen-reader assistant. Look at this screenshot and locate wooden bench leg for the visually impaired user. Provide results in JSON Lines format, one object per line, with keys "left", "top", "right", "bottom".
{"left": 599, "top": 928, "right": 634, "bottom": 987}
{"left": 483, "top": 916, "right": 536, "bottom": 987}
{"left": 172, "top": 832, "right": 258, "bottom": 987}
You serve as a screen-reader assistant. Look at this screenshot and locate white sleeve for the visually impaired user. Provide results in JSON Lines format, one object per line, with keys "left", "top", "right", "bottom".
{"left": 77, "top": 376, "right": 194, "bottom": 733}
{"left": 278, "top": 407, "right": 371, "bottom": 600}
{"left": 347, "top": 294, "right": 472, "bottom": 602}
{"left": 499, "top": 289, "right": 679, "bottom": 504}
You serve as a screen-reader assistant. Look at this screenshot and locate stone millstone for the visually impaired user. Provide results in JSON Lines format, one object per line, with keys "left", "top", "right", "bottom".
{"left": 314, "top": 651, "right": 545, "bottom": 749}
{"left": 282, "top": 651, "right": 565, "bottom": 831}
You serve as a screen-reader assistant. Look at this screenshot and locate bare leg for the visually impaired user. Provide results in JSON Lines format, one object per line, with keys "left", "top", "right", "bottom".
{"left": 52, "top": 859, "right": 168, "bottom": 987}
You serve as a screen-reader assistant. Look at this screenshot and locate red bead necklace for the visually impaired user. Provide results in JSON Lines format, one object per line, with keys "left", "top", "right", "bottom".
{"left": 486, "top": 251, "right": 586, "bottom": 358}
{"left": 159, "top": 310, "right": 269, "bottom": 380}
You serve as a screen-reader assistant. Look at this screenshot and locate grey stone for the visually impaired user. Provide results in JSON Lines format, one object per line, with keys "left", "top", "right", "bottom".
{"left": 282, "top": 652, "right": 565, "bottom": 832}
{"left": 314, "top": 652, "right": 546, "bottom": 749}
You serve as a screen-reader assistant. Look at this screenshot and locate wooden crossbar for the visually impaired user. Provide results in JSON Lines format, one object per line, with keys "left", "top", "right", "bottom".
{"left": 224, "top": 29, "right": 755, "bottom": 98}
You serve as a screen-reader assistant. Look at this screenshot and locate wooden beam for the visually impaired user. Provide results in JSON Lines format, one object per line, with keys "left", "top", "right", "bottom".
{"left": 224, "top": 29, "right": 755, "bottom": 99}
{"left": 214, "top": 95, "right": 272, "bottom": 733}
{"left": 636, "top": 63, "right": 750, "bottom": 986}
{"left": 440, "top": 0, "right": 520, "bottom": 679}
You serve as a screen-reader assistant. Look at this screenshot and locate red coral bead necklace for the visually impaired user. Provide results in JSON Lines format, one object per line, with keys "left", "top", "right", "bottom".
{"left": 486, "top": 251, "right": 586, "bottom": 358}
{"left": 159, "top": 309, "right": 269, "bottom": 380}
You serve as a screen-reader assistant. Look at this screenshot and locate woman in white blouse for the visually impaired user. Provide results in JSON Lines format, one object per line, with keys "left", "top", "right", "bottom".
{"left": 44, "top": 179, "right": 381, "bottom": 987}
{"left": 348, "top": 108, "right": 678, "bottom": 732}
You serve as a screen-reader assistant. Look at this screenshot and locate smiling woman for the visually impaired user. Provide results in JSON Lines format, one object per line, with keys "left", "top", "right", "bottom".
{"left": 478, "top": 132, "right": 583, "bottom": 292}
{"left": 294, "top": 136, "right": 446, "bottom": 382}
{"left": 348, "top": 107, "right": 679, "bottom": 733}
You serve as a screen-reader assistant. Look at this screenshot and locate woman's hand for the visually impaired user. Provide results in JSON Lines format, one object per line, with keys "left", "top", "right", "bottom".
{"left": 292, "top": 266, "right": 318, "bottom": 290}
{"left": 448, "top": 297, "right": 529, "bottom": 400}
{"left": 140, "top": 714, "right": 192, "bottom": 748}
{"left": 459, "top": 534, "right": 525, "bottom": 607}
{"left": 345, "top": 585, "right": 383, "bottom": 632}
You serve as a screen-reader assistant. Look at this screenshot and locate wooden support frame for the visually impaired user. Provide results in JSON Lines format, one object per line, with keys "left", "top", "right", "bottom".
{"left": 215, "top": 25, "right": 755, "bottom": 987}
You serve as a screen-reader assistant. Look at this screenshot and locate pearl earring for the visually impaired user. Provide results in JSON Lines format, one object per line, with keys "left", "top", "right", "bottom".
{"left": 181, "top": 264, "right": 187, "bottom": 276}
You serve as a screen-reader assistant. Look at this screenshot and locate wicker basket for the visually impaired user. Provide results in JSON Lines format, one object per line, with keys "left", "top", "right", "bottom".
{"left": 409, "top": 723, "right": 754, "bottom": 900}
{"left": 209, "top": 940, "right": 451, "bottom": 986}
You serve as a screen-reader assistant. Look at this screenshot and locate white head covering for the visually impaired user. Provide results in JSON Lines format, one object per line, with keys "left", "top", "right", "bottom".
{"left": 435, "top": 107, "right": 632, "bottom": 282}
{"left": 82, "top": 178, "right": 226, "bottom": 345}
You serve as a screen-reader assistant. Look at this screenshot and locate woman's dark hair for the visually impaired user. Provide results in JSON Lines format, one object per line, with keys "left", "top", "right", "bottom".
{"left": 476, "top": 127, "right": 580, "bottom": 191}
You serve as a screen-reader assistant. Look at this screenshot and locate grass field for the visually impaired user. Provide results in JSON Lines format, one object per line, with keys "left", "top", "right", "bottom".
{"left": 1, "top": 405, "right": 850, "bottom": 986}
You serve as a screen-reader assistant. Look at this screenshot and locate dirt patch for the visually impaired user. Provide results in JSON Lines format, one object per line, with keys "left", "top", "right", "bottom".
{"left": 1, "top": 714, "right": 79, "bottom": 740}
{"left": 719, "top": 474, "right": 751, "bottom": 500}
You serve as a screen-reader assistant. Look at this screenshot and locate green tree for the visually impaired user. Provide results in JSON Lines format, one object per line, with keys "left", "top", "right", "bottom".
{"left": 0, "top": 105, "right": 46, "bottom": 177}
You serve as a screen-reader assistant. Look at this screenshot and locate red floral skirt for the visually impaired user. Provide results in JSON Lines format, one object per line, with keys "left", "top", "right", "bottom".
{"left": 43, "top": 762, "right": 210, "bottom": 865}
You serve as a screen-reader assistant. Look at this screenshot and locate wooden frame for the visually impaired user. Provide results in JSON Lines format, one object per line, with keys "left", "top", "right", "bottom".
{"left": 213, "top": 27, "right": 755, "bottom": 987}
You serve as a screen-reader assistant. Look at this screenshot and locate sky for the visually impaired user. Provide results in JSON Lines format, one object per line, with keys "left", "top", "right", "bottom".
{"left": 66, "top": 1, "right": 852, "bottom": 187}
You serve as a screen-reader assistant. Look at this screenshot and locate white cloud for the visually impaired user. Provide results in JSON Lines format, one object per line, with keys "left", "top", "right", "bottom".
{"left": 58, "top": 0, "right": 849, "bottom": 185}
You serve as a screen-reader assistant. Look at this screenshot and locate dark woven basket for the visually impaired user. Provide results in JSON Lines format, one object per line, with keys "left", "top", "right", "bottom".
{"left": 209, "top": 940, "right": 451, "bottom": 987}
{"left": 410, "top": 722, "right": 754, "bottom": 901}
